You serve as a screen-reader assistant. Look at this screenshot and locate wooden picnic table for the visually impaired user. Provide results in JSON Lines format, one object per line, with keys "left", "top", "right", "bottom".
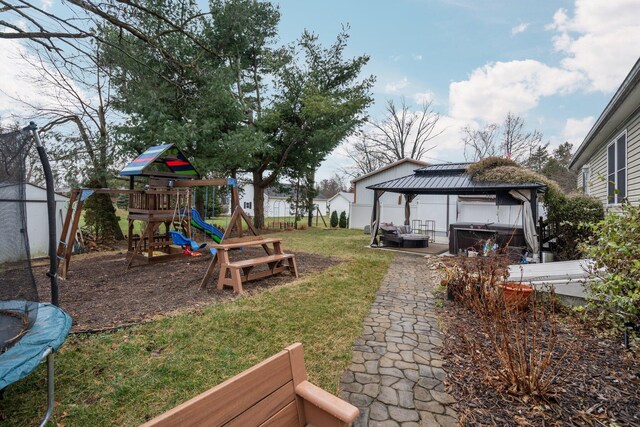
{"left": 199, "top": 236, "right": 298, "bottom": 293}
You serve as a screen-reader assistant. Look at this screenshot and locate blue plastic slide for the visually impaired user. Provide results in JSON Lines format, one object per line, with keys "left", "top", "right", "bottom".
{"left": 169, "top": 230, "right": 207, "bottom": 251}
{"left": 190, "top": 208, "right": 223, "bottom": 243}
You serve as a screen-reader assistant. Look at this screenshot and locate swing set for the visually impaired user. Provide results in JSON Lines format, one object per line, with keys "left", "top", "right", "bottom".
{"left": 56, "top": 144, "right": 259, "bottom": 279}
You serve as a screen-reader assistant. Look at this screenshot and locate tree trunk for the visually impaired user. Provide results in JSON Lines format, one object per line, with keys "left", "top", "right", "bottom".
{"left": 195, "top": 188, "right": 204, "bottom": 217}
{"left": 87, "top": 177, "right": 125, "bottom": 241}
{"left": 253, "top": 171, "right": 265, "bottom": 229}
{"left": 306, "top": 170, "right": 315, "bottom": 227}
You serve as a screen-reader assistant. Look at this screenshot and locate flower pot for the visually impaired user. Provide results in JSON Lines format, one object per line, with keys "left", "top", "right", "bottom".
{"left": 498, "top": 282, "right": 533, "bottom": 310}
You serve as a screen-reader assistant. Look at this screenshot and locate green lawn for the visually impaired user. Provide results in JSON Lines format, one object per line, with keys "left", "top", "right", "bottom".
{"left": 2, "top": 229, "right": 391, "bottom": 426}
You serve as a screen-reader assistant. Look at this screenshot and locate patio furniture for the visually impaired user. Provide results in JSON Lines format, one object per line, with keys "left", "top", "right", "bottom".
{"left": 141, "top": 343, "right": 359, "bottom": 427}
{"left": 379, "top": 224, "right": 429, "bottom": 248}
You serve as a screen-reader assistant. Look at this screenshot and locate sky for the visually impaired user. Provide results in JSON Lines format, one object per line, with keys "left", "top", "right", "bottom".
{"left": 270, "top": 0, "right": 640, "bottom": 180}
{"left": 1, "top": 0, "right": 640, "bottom": 182}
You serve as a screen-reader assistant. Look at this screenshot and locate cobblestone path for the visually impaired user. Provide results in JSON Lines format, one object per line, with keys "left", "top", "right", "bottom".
{"left": 339, "top": 254, "right": 457, "bottom": 427}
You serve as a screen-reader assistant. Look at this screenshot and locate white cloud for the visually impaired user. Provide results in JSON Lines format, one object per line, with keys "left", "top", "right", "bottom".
{"left": 383, "top": 77, "right": 410, "bottom": 94}
{"left": 412, "top": 54, "right": 423, "bottom": 61}
{"left": 0, "top": 37, "right": 93, "bottom": 124}
{"left": 562, "top": 116, "right": 595, "bottom": 145}
{"left": 0, "top": 39, "right": 47, "bottom": 119}
{"left": 548, "top": 0, "right": 640, "bottom": 92}
{"left": 413, "top": 91, "right": 434, "bottom": 105}
{"left": 40, "top": 0, "right": 54, "bottom": 11}
{"left": 511, "top": 23, "right": 529, "bottom": 35}
{"left": 449, "top": 60, "right": 583, "bottom": 122}
{"left": 427, "top": 115, "right": 477, "bottom": 162}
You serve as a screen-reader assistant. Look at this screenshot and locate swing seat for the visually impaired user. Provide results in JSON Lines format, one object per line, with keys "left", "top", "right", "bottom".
{"left": 169, "top": 231, "right": 206, "bottom": 252}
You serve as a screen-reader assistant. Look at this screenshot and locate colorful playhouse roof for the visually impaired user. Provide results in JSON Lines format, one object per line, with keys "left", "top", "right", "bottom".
{"left": 120, "top": 144, "right": 200, "bottom": 178}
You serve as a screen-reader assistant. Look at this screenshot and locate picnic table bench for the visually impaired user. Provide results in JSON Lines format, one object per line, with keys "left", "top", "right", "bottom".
{"left": 140, "top": 343, "right": 359, "bottom": 427}
{"left": 200, "top": 236, "right": 298, "bottom": 293}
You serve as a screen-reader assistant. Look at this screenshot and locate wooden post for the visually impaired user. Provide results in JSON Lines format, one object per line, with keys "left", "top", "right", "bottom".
{"left": 232, "top": 186, "right": 242, "bottom": 237}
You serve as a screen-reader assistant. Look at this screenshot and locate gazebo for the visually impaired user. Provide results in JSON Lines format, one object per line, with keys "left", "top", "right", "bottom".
{"left": 366, "top": 163, "right": 547, "bottom": 259}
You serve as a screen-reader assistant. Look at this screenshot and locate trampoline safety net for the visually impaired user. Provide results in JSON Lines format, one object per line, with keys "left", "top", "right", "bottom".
{"left": 0, "top": 128, "right": 39, "bottom": 354}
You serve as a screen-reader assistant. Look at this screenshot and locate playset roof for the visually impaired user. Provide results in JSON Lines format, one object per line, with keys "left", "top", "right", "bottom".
{"left": 120, "top": 144, "right": 200, "bottom": 178}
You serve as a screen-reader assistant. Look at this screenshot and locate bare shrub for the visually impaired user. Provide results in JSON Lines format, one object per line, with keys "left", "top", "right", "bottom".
{"left": 442, "top": 256, "right": 573, "bottom": 398}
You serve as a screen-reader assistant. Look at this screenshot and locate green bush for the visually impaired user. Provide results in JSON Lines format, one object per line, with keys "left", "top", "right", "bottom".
{"left": 581, "top": 203, "right": 640, "bottom": 332}
{"left": 84, "top": 193, "right": 123, "bottom": 241}
{"left": 545, "top": 191, "right": 604, "bottom": 260}
{"left": 330, "top": 210, "right": 339, "bottom": 228}
{"left": 339, "top": 211, "right": 347, "bottom": 228}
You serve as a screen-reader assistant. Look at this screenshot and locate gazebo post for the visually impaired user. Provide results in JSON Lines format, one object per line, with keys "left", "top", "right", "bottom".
{"left": 404, "top": 194, "right": 416, "bottom": 226}
{"left": 370, "top": 190, "right": 385, "bottom": 246}
{"left": 530, "top": 190, "right": 538, "bottom": 222}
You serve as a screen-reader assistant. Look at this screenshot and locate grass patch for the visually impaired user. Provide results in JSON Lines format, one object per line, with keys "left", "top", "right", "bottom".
{"left": 2, "top": 228, "right": 391, "bottom": 426}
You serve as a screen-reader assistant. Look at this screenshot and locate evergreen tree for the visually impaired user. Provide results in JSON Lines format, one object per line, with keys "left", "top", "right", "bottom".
{"left": 339, "top": 211, "right": 347, "bottom": 228}
{"left": 330, "top": 211, "right": 339, "bottom": 228}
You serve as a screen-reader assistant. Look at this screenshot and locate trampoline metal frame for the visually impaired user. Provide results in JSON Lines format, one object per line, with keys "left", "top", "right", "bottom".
{"left": 38, "top": 349, "right": 55, "bottom": 427}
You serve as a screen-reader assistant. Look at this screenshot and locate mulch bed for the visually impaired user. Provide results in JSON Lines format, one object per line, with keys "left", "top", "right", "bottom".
{"left": 438, "top": 298, "right": 640, "bottom": 426}
{"left": 33, "top": 246, "right": 338, "bottom": 333}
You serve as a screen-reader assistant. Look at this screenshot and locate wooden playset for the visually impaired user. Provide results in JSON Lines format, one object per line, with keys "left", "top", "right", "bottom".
{"left": 140, "top": 343, "right": 359, "bottom": 427}
{"left": 56, "top": 144, "right": 298, "bottom": 292}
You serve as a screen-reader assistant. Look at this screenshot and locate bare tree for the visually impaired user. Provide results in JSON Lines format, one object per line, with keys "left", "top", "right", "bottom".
{"left": 341, "top": 133, "right": 387, "bottom": 178}
{"left": 462, "top": 123, "right": 500, "bottom": 161}
{"left": 367, "top": 98, "right": 441, "bottom": 163}
{"left": 503, "top": 113, "right": 543, "bottom": 162}
{"left": 462, "top": 112, "right": 543, "bottom": 163}
{"left": 343, "top": 98, "right": 441, "bottom": 177}
{"left": 7, "top": 39, "right": 125, "bottom": 240}
{"left": 0, "top": 0, "right": 217, "bottom": 71}
{"left": 317, "top": 173, "right": 346, "bottom": 198}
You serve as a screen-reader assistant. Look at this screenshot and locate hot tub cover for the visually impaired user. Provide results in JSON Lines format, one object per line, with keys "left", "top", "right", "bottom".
{"left": 0, "top": 301, "right": 72, "bottom": 389}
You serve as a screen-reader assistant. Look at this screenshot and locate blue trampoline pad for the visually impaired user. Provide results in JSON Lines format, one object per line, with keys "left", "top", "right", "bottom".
{"left": 0, "top": 301, "right": 72, "bottom": 389}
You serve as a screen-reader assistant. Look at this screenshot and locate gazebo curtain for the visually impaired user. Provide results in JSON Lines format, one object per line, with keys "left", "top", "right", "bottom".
{"left": 509, "top": 189, "right": 539, "bottom": 259}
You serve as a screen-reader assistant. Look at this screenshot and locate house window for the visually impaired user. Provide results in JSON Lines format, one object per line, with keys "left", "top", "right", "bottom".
{"left": 607, "top": 131, "right": 627, "bottom": 204}
{"left": 581, "top": 165, "right": 590, "bottom": 195}
{"left": 244, "top": 201, "right": 252, "bottom": 209}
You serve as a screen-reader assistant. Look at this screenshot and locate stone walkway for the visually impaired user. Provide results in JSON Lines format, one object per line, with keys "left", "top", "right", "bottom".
{"left": 339, "top": 254, "right": 458, "bottom": 427}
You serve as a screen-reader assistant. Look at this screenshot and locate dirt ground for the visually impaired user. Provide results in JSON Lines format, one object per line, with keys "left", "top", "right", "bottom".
{"left": 438, "top": 299, "right": 640, "bottom": 426}
{"left": 33, "top": 246, "right": 338, "bottom": 332}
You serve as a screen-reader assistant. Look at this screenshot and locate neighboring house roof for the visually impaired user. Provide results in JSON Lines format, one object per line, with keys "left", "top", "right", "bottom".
{"left": 351, "top": 158, "right": 429, "bottom": 184}
{"left": 327, "top": 191, "right": 354, "bottom": 204}
{"left": 120, "top": 144, "right": 200, "bottom": 178}
{"left": 367, "top": 163, "right": 546, "bottom": 195}
{"left": 570, "top": 57, "right": 640, "bottom": 170}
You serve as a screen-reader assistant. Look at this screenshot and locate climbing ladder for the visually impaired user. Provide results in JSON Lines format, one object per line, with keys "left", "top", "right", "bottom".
{"left": 56, "top": 189, "right": 86, "bottom": 279}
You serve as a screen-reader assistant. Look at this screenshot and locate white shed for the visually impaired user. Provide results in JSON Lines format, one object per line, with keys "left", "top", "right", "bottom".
{"left": 0, "top": 184, "right": 69, "bottom": 261}
{"left": 327, "top": 191, "right": 354, "bottom": 218}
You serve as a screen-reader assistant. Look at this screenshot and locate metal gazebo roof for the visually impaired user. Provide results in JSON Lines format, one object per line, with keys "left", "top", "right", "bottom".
{"left": 366, "top": 162, "right": 547, "bottom": 195}
{"left": 120, "top": 144, "right": 200, "bottom": 178}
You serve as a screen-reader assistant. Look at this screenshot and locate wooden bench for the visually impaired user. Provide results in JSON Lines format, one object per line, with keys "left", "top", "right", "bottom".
{"left": 140, "top": 343, "right": 359, "bottom": 427}
{"left": 218, "top": 253, "right": 298, "bottom": 293}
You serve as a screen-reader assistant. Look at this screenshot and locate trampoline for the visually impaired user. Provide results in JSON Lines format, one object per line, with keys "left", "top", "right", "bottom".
{"left": 0, "top": 123, "right": 72, "bottom": 426}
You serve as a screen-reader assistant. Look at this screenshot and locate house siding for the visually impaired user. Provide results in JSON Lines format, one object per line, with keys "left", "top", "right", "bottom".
{"left": 585, "top": 110, "right": 640, "bottom": 205}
